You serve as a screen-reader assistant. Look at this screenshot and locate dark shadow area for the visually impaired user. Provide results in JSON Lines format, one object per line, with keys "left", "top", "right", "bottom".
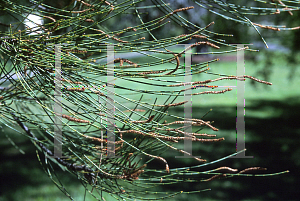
{"left": 158, "top": 95, "right": 300, "bottom": 200}
{"left": 0, "top": 96, "right": 299, "bottom": 200}
{"left": 0, "top": 132, "right": 82, "bottom": 201}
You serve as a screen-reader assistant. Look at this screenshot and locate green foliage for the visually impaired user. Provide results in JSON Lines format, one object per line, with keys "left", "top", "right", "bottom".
{"left": 0, "top": 0, "right": 298, "bottom": 200}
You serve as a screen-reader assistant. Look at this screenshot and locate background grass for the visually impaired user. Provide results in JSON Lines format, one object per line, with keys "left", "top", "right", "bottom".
{"left": 0, "top": 49, "right": 299, "bottom": 201}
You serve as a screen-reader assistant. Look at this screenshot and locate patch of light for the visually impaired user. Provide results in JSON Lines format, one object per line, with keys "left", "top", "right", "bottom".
{"left": 24, "top": 14, "right": 43, "bottom": 35}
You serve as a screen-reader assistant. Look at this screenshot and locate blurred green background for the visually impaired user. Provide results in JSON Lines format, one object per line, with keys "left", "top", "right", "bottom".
{"left": 1, "top": 50, "right": 299, "bottom": 201}
{"left": 1, "top": 0, "right": 300, "bottom": 200}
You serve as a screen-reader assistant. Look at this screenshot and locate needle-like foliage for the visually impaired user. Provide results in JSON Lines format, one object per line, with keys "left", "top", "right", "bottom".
{"left": 0, "top": 0, "right": 298, "bottom": 200}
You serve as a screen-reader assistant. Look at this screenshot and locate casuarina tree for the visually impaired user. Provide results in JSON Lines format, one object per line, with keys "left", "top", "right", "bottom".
{"left": 0, "top": 0, "right": 298, "bottom": 200}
